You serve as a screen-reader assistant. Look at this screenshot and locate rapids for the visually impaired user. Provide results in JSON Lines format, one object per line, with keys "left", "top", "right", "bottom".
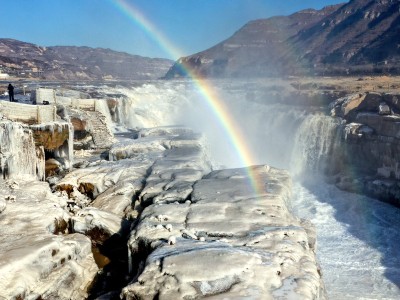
{"left": 101, "top": 79, "right": 400, "bottom": 299}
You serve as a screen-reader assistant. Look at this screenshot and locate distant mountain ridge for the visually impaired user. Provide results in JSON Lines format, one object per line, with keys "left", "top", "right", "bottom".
{"left": 165, "top": 0, "right": 400, "bottom": 78}
{"left": 0, "top": 39, "right": 173, "bottom": 80}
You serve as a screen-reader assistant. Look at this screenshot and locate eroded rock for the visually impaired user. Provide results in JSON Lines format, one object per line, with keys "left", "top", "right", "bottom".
{"left": 123, "top": 166, "right": 325, "bottom": 299}
{"left": 329, "top": 92, "right": 400, "bottom": 205}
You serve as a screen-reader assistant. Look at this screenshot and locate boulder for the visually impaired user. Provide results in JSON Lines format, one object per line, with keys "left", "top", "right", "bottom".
{"left": 331, "top": 92, "right": 382, "bottom": 121}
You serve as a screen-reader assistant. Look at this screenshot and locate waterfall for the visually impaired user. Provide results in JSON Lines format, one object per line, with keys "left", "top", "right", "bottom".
{"left": 93, "top": 80, "right": 400, "bottom": 299}
{"left": 113, "top": 82, "right": 190, "bottom": 130}
{"left": 108, "top": 80, "right": 343, "bottom": 174}
{"left": 291, "top": 114, "right": 342, "bottom": 178}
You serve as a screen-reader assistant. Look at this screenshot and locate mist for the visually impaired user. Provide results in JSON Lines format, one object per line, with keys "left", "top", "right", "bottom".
{"left": 112, "top": 80, "right": 337, "bottom": 174}
{"left": 108, "top": 79, "right": 400, "bottom": 299}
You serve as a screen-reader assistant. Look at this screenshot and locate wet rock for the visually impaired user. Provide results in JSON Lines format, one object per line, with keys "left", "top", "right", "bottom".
{"left": 355, "top": 113, "right": 400, "bottom": 138}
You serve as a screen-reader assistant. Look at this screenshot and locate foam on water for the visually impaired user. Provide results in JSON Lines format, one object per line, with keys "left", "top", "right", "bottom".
{"left": 292, "top": 181, "right": 400, "bottom": 299}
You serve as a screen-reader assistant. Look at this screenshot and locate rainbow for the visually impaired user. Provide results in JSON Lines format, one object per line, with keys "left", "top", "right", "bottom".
{"left": 111, "top": 0, "right": 265, "bottom": 195}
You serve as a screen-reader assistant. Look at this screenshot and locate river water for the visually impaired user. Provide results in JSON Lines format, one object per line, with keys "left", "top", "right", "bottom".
{"left": 101, "top": 79, "right": 400, "bottom": 299}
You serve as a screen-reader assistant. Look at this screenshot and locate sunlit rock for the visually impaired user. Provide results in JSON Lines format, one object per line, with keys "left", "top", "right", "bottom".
{"left": 123, "top": 166, "right": 325, "bottom": 299}
{"left": 329, "top": 92, "right": 400, "bottom": 205}
{"left": 330, "top": 92, "right": 382, "bottom": 120}
{"left": 0, "top": 196, "right": 6, "bottom": 213}
{"left": 72, "top": 207, "right": 122, "bottom": 243}
{"left": 0, "top": 179, "right": 98, "bottom": 299}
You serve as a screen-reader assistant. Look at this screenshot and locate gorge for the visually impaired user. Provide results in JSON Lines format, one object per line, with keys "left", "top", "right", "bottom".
{"left": 0, "top": 77, "right": 399, "bottom": 299}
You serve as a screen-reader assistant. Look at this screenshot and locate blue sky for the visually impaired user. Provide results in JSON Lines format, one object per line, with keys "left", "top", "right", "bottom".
{"left": 0, "top": 0, "right": 347, "bottom": 60}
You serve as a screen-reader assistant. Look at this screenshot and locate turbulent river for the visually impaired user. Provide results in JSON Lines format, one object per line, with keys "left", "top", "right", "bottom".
{"left": 96, "top": 79, "right": 400, "bottom": 299}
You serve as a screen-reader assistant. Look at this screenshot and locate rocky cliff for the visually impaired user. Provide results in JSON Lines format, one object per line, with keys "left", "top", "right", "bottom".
{"left": 328, "top": 92, "right": 400, "bottom": 206}
{"left": 165, "top": 0, "right": 400, "bottom": 78}
{"left": 0, "top": 39, "right": 173, "bottom": 80}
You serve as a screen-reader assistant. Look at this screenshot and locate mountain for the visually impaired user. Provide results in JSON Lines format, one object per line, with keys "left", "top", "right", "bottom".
{"left": 165, "top": 0, "right": 400, "bottom": 78}
{"left": 0, "top": 39, "right": 173, "bottom": 80}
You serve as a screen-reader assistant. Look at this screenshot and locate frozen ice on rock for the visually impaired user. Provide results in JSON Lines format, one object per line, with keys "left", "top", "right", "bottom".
{"left": 123, "top": 166, "right": 325, "bottom": 299}
{"left": 0, "top": 120, "right": 45, "bottom": 180}
{"left": 138, "top": 135, "right": 211, "bottom": 204}
{"left": 165, "top": 223, "right": 173, "bottom": 231}
{"left": 56, "top": 159, "right": 149, "bottom": 200}
{"left": 167, "top": 235, "right": 176, "bottom": 245}
{"left": 0, "top": 102, "right": 325, "bottom": 299}
{"left": 0, "top": 196, "right": 6, "bottom": 212}
{"left": 72, "top": 207, "right": 122, "bottom": 241}
{"left": 0, "top": 179, "right": 97, "bottom": 299}
{"left": 109, "top": 127, "right": 211, "bottom": 207}
{"left": 56, "top": 158, "right": 151, "bottom": 218}
{"left": 108, "top": 135, "right": 168, "bottom": 161}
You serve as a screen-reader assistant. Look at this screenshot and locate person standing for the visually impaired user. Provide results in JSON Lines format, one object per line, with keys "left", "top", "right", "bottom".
{"left": 7, "top": 83, "right": 14, "bottom": 102}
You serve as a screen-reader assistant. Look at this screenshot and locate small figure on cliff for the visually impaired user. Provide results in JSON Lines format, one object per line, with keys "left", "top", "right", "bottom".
{"left": 7, "top": 83, "right": 14, "bottom": 102}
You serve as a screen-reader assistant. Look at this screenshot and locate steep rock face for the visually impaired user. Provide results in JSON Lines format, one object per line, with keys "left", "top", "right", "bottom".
{"left": 329, "top": 92, "right": 400, "bottom": 206}
{"left": 292, "top": 0, "right": 400, "bottom": 74}
{"left": 166, "top": 5, "right": 341, "bottom": 78}
{"left": 166, "top": 0, "right": 400, "bottom": 78}
{"left": 0, "top": 39, "right": 173, "bottom": 80}
{"left": 0, "top": 120, "right": 45, "bottom": 180}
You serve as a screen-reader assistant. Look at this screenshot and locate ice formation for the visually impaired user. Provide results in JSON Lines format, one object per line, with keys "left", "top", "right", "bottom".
{"left": 1, "top": 81, "right": 399, "bottom": 299}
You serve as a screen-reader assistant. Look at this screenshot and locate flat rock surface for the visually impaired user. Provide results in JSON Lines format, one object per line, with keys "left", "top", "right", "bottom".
{"left": 123, "top": 166, "right": 325, "bottom": 299}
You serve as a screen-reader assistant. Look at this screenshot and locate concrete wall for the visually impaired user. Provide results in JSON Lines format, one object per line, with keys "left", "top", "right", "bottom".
{"left": 0, "top": 101, "right": 56, "bottom": 124}
{"left": 56, "top": 97, "right": 97, "bottom": 111}
{"left": 36, "top": 88, "right": 56, "bottom": 104}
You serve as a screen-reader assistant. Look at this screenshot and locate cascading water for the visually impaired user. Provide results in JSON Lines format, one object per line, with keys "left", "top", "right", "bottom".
{"left": 290, "top": 113, "right": 342, "bottom": 178}
{"left": 105, "top": 80, "right": 400, "bottom": 299}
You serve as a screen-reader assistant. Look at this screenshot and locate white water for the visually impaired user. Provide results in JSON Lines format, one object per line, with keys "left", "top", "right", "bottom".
{"left": 105, "top": 80, "right": 400, "bottom": 299}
